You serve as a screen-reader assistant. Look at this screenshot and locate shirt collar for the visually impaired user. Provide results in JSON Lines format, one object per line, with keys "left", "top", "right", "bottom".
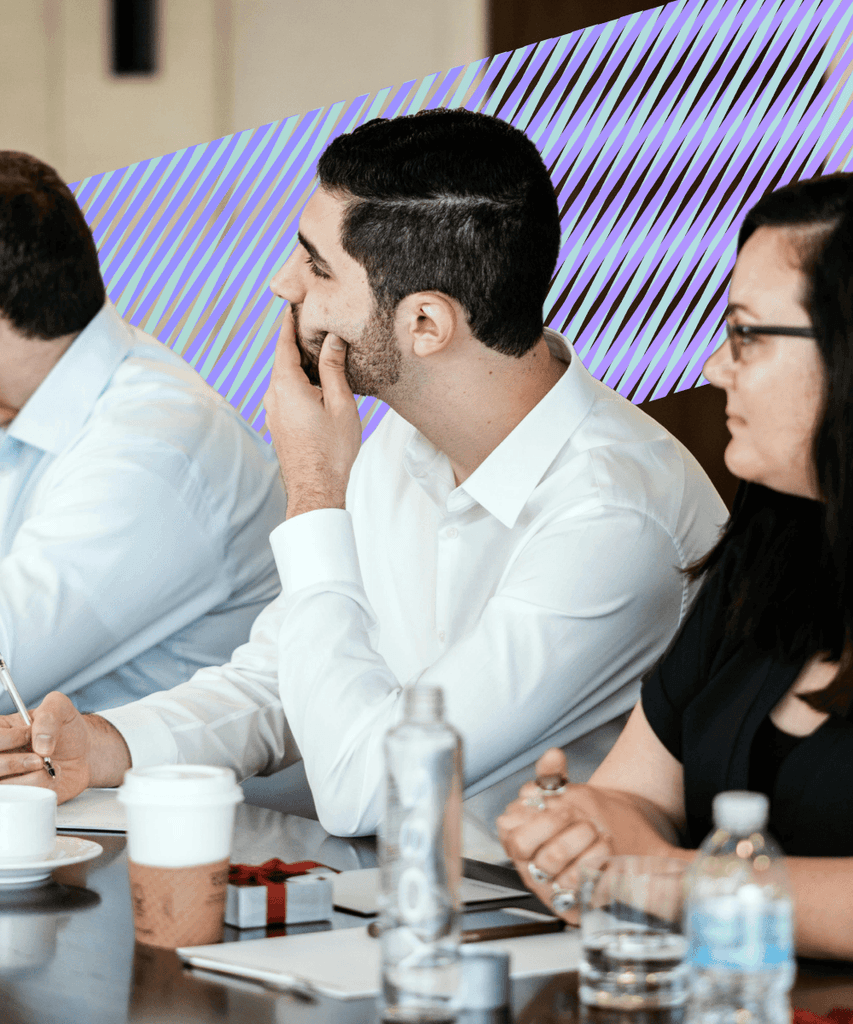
{"left": 404, "top": 329, "right": 599, "bottom": 529}
{"left": 7, "top": 303, "right": 135, "bottom": 455}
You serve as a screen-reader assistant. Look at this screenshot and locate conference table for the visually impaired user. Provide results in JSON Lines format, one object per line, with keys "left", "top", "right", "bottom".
{"left": 0, "top": 802, "right": 850, "bottom": 1024}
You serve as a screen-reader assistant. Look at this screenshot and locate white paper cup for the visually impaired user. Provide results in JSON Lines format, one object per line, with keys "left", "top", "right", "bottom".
{"left": 117, "top": 765, "right": 243, "bottom": 948}
{"left": 0, "top": 787, "right": 57, "bottom": 864}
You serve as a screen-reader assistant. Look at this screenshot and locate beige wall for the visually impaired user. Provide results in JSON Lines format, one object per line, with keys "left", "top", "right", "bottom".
{"left": 1, "top": 1, "right": 60, "bottom": 169}
{"left": 231, "top": 0, "right": 487, "bottom": 129}
{"left": 62, "top": 0, "right": 225, "bottom": 182}
{"left": 1, "top": 0, "right": 226, "bottom": 184}
{"left": 0, "top": 0, "right": 486, "bottom": 185}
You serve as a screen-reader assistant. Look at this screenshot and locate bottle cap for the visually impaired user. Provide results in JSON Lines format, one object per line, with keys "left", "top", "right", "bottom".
{"left": 403, "top": 683, "right": 444, "bottom": 722}
{"left": 712, "top": 791, "right": 769, "bottom": 834}
{"left": 454, "top": 949, "right": 510, "bottom": 1010}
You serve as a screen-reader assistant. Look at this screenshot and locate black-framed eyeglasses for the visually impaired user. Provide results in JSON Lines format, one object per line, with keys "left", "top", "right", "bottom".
{"left": 724, "top": 322, "right": 815, "bottom": 362}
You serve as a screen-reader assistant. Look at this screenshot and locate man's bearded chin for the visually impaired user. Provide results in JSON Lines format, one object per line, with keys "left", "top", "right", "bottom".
{"left": 290, "top": 304, "right": 324, "bottom": 387}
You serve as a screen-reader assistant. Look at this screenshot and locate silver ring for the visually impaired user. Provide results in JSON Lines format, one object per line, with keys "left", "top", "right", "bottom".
{"left": 524, "top": 795, "right": 547, "bottom": 810}
{"left": 550, "top": 886, "right": 578, "bottom": 914}
{"left": 535, "top": 772, "right": 568, "bottom": 795}
{"left": 528, "top": 861, "right": 551, "bottom": 884}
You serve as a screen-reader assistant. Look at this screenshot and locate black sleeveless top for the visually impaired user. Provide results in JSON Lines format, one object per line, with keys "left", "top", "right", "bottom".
{"left": 748, "top": 717, "right": 804, "bottom": 799}
{"left": 641, "top": 559, "right": 852, "bottom": 856}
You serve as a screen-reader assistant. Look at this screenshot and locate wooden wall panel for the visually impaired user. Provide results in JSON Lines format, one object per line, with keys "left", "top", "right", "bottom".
{"left": 489, "top": 0, "right": 662, "bottom": 53}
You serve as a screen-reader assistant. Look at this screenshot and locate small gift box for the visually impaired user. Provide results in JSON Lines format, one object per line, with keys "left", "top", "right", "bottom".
{"left": 225, "top": 859, "right": 335, "bottom": 929}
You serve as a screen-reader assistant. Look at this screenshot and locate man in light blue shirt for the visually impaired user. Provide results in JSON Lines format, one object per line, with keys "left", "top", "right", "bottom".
{"left": 0, "top": 151, "right": 287, "bottom": 714}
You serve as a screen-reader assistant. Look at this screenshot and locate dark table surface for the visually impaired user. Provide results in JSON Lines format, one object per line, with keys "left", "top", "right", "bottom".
{"left": 0, "top": 804, "right": 850, "bottom": 1024}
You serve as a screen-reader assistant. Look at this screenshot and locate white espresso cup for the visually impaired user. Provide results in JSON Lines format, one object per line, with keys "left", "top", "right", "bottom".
{"left": 0, "top": 787, "right": 57, "bottom": 864}
{"left": 0, "top": 912, "right": 61, "bottom": 971}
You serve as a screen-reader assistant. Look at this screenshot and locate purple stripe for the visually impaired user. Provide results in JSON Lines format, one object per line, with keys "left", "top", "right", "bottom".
{"left": 106, "top": 143, "right": 221, "bottom": 312}
{"left": 425, "top": 66, "right": 465, "bottom": 109}
{"left": 495, "top": 39, "right": 559, "bottom": 125}
{"left": 548, "top": 4, "right": 821, "bottom": 357}
{"left": 464, "top": 49, "right": 516, "bottom": 111}
{"left": 182, "top": 93, "right": 374, "bottom": 370}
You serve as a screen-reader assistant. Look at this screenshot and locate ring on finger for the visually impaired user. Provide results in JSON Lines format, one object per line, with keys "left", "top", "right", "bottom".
{"left": 535, "top": 772, "right": 568, "bottom": 796}
{"left": 528, "top": 861, "right": 551, "bottom": 884}
{"left": 550, "top": 884, "right": 578, "bottom": 914}
{"left": 524, "top": 795, "right": 547, "bottom": 811}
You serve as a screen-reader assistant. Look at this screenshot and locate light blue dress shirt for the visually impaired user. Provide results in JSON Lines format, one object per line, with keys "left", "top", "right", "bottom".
{"left": 0, "top": 303, "right": 287, "bottom": 714}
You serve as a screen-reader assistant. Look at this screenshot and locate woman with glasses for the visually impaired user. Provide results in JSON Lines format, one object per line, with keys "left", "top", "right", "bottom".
{"left": 498, "top": 173, "right": 853, "bottom": 959}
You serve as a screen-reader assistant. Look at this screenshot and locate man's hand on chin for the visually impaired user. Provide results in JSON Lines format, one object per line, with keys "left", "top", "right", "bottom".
{"left": 264, "top": 308, "right": 363, "bottom": 520}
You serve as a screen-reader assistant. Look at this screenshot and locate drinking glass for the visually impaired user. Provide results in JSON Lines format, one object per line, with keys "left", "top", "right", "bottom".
{"left": 579, "top": 855, "right": 689, "bottom": 1010}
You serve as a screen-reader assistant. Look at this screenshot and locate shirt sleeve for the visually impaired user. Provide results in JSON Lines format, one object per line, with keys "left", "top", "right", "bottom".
{"left": 272, "top": 504, "right": 695, "bottom": 837}
{"left": 641, "top": 564, "right": 727, "bottom": 763}
{"left": 99, "top": 594, "right": 300, "bottom": 778}
{"left": 0, "top": 444, "right": 233, "bottom": 707}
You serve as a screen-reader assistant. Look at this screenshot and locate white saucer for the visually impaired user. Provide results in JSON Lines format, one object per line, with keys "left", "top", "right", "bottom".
{"left": 0, "top": 837, "right": 103, "bottom": 887}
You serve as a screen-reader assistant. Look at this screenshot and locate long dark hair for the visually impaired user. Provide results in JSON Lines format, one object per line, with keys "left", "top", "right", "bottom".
{"left": 693, "top": 173, "right": 853, "bottom": 716}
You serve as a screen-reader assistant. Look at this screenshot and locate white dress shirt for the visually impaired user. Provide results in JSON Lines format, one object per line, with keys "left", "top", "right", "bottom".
{"left": 0, "top": 303, "right": 287, "bottom": 713}
{"left": 101, "top": 330, "right": 727, "bottom": 836}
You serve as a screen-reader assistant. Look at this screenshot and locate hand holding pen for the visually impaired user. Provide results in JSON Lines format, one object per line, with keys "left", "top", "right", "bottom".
{"left": 0, "top": 655, "right": 56, "bottom": 778}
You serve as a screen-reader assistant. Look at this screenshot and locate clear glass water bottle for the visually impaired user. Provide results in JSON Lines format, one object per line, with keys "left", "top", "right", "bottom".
{"left": 379, "top": 684, "right": 463, "bottom": 1023}
{"left": 685, "top": 791, "right": 795, "bottom": 1024}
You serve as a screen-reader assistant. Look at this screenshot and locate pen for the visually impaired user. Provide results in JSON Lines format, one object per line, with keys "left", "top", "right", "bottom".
{"left": 0, "top": 655, "right": 56, "bottom": 778}
{"left": 367, "top": 917, "right": 567, "bottom": 943}
{"left": 183, "top": 963, "right": 317, "bottom": 1002}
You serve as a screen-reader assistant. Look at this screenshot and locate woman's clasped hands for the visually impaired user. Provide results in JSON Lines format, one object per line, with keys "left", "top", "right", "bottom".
{"left": 497, "top": 747, "right": 679, "bottom": 922}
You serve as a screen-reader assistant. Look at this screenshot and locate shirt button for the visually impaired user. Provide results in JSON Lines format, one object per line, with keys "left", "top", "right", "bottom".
{"left": 446, "top": 527, "right": 458, "bottom": 539}
{"left": 437, "top": 631, "right": 446, "bottom": 642}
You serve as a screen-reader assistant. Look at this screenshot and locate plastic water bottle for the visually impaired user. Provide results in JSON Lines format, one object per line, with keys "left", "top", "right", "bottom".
{"left": 379, "top": 683, "right": 463, "bottom": 1022}
{"left": 686, "top": 791, "right": 795, "bottom": 1024}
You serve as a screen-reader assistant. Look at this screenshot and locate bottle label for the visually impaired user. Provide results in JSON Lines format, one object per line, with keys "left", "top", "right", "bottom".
{"left": 398, "top": 814, "right": 439, "bottom": 925}
{"left": 688, "top": 896, "right": 793, "bottom": 971}
{"left": 382, "top": 759, "right": 456, "bottom": 935}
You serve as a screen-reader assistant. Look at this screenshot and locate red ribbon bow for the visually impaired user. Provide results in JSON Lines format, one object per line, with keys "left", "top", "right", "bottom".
{"left": 228, "top": 859, "right": 330, "bottom": 925}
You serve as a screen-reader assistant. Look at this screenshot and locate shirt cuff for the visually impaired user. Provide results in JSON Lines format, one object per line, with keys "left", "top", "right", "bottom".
{"left": 270, "top": 508, "right": 364, "bottom": 597}
{"left": 97, "top": 704, "right": 180, "bottom": 769}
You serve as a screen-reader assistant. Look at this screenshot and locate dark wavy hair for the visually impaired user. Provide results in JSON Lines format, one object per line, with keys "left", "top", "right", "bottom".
{"left": 0, "top": 151, "right": 105, "bottom": 339}
{"left": 316, "top": 108, "right": 561, "bottom": 358}
{"left": 692, "top": 173, "right": 853, "bottom": 715}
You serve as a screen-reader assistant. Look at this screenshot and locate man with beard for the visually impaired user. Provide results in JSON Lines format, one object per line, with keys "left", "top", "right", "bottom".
{"left": 0, "top": 111, "right": 726, "bottom": 849}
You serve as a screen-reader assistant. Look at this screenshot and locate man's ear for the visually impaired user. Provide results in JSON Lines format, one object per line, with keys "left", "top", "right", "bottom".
{"left": 397, "top": 292, "right": 458, "bottom": 358}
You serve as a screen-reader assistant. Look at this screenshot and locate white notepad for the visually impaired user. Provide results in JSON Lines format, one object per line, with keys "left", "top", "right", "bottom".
{"left": 56, "top": 788, "right": 127, "bottom": 832}
{"left": 332, "top": 867, "right": 526, "bottom": 916}
{"left": 178, "top": 918, "right": 581, "bottom": 1000}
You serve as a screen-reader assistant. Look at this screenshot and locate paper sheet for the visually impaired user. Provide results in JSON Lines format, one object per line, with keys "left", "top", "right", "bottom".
{"left": 178, "top": 917, "right": 582, "bottom": 1001}
{"left": 332, "top": 867, "right": 526, "bottom": 916}
{"left": 56, "top": 788, "right": 126, "bottom": 832}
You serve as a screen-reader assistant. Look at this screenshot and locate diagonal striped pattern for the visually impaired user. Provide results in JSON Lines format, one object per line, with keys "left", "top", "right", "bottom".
{"left": 72, "top": 0, "right": 853, "bottom": 442}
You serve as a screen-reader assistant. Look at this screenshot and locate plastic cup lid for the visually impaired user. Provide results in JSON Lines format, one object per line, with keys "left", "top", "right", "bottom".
{"left": 117, "top": 765, "right": 243, "bottom": 806}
